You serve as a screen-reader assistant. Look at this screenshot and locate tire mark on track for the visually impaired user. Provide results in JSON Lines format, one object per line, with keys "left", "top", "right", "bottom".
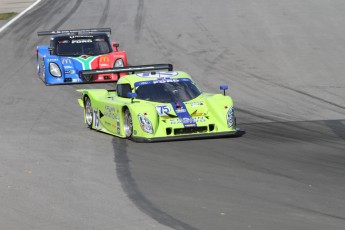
{"left": 50, "top": 0, "right": 83, "bottom": 30}
{"left": 113, "top": 138, "right": 197, "bottom": 230}
{"left": 237, "top": 107, "right": 281, "bottom": 122}
{"left": 247, "top": 72, "right": 345, "bottom": 111}
{"left": 97, "top": 0, "right": 110, "bottom": 27}
{"left": 135, "top": 0, "right": 144, "bottom": 41}
{"left": 325, "top": 120, "right": 345, "bottom": 140}
{"left": 144, "top": 19, "right": 175, "bottom": 63}
{"left": 190, "top": 11, "right": 345, "bottom": 112}
{"left": 287, "top": 204, "right": 345, "bottom": 221}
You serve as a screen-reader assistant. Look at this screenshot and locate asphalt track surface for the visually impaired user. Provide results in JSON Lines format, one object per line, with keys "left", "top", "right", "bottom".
{"left": 1, "top": 0, "right": 345, "bottom": 230}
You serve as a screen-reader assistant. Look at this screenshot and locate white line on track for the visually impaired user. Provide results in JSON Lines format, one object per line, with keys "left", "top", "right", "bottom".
{"left": 0, "top": 0, "right": 42, "bottom": 33}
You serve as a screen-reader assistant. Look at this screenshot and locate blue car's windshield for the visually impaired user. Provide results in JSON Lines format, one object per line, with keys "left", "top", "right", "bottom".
{"left": 135, "top": 79, "right": 201, "bottom": 103}
{"left": 54, "top": 36, "right": 112, "bottom": 56}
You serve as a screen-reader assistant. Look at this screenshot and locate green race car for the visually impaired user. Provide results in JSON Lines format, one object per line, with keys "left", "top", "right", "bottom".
{"left": 77, "top": 64, "right": 244, "bottom": 142}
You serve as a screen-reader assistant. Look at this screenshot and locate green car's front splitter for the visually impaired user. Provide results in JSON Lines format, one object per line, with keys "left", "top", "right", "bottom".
{"left": 131, "top": 128, "right": 245, "bottom": 143}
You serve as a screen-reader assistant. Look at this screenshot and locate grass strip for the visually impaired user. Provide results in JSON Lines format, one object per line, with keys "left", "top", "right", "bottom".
{"left": 0, "top": 12, "right": 17, "bottom": 20}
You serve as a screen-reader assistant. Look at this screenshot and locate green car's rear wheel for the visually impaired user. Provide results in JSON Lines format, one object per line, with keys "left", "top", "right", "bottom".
{"left": 84, "top": 96, "right": 93, "bottom": 128}
{"left": 124, "top": 108, "right": 133, "bottom": 138}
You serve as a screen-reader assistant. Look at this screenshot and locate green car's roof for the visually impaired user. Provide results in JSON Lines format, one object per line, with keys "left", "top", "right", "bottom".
{"left": 117, "top": 71, "right": 193, "bottom": 86}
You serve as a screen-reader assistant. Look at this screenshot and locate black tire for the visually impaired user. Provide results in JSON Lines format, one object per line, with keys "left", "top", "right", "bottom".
{"left": 84, "top": 96, "right": 93, "bottom": 128}
{"left": 36, "top": 56, "right": 40, "bottom": 75}
{"left": 123, "top": 108, "right": 133, "bottom": 138}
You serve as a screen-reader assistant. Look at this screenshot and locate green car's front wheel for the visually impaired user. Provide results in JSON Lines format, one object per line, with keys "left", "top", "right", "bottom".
{"left": 124, "top": 108, "right": 133, "bottom": 138}
{"left": 84, "top": 96, "right": 93, "bottom": 128}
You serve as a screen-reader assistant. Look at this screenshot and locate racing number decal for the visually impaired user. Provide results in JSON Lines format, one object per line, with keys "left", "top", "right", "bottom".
{"left": 93, "top": 109, "right": 99, "bottom": 129}
{"left": 156, "top": 105, "right": 170, "bottom": 116}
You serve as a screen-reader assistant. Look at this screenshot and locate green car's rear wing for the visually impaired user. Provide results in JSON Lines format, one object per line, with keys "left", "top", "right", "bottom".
{"left": 80, "top": 64, "right": 173, "bottom": 77}
{"left": 37, "top": 28, "right": 111, "bottom": 36}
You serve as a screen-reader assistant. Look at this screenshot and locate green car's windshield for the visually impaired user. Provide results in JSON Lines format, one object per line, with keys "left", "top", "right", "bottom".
{"left": 135, "top": 79, "right": 201, "bottom": 103}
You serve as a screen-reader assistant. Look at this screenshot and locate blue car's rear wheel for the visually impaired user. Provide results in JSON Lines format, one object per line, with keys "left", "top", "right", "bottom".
{"left": 124, "top": 108, "right": 133, "bottom": 138}
{"left": 84, "top": 96, "right": 93, "bottom": 128}
{"left": 36, "top": 62, "right": 40, "bottom": 75}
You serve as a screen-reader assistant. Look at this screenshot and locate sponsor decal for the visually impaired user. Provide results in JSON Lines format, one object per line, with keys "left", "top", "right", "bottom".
{"left": 47, "top": 58, "right": 59, "bottom": 62}
{"left": 100, "top": 56, "right": 110, "bottom": 62}
{"left": 193, "top": 117, "right": 207, "bottom": 122}
{"left": 136, "top": 71, "right": 179, "bottom": 78}
{"left": 70, "top": 35, "right": 93, "bottom": 38}
{"left": 169, "top": 116, "right": 206, "bottom": 125}
{"left": 105, "top": 105, "right": 115, "bottom": 112}
{"left": 153, "top": 79, "right": 179, "bottom": 84}
{"left": 104, "top": 105, "right": 118, "bottom": 119}
{"left": 62, "top": 59, "right": 72, "bottom": 65}
{"left": 58, "top": 40, "right": 70, "bottom": 44}
{"left": 134, "top": 78, "right": 191, "bottom": 87}
{"left": 182, "top": 117, "right": 192, "bottom": 124}
{"left": 104, "top": 113, "right": 118, "bottom": 120}
{"left": 99, "top": 56, "right": 110, "bottom": 67}
{"left": 71, "top": 39, "right": 93, "bottom": 43}
{"left": 115, "top": 54, "right": 126, "bottom": 59}
{"left": 175, "top": 108, "right": 187, "bottom": 113}
{"left": 185, "top": 101, "right": 204, "bottom": 107}
{"left": 64, "top": 70, "right": 75, "bottom": 74}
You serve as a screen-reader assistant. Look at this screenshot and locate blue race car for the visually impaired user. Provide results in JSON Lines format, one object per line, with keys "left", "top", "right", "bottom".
{"left": 36, "top": 28, "right": 128, "bottom": 85}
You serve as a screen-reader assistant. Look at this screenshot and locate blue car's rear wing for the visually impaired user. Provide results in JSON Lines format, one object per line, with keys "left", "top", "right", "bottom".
{"left": 37, "top": 28, "right": 111, "bottom": 36}
{"left": 80, "top": 64, "right": 173, "bottom": 77}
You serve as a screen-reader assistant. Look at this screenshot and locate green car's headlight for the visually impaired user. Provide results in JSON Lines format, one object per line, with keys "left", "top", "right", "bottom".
{"left": 49, "top": 62, "right": 62, "bottom": 77}
{"left": 114, "top": 58, "right": 124, "bottom": 68}
{"left": 138, "top": 114, "right": 154, "bottom": 134}
{"left": 226, "top": 107, "right": 235, "bottom": 128}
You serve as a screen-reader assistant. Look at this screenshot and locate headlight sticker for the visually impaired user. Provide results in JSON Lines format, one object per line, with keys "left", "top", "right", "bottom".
{"left": 138, "top": 114, "right": 154, "bottom": 134}
{"left": 226, "top": 107, "right": 235, "bottom": 127}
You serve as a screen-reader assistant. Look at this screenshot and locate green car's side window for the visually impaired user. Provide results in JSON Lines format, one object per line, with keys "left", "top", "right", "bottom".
{"left": 117, "top": 84, "right": 132, "bottom": 98}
